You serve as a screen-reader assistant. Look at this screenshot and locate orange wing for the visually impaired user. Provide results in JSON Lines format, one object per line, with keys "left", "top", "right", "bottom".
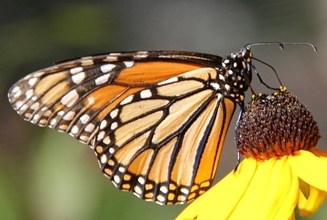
{"left": 8, "top": 51, "right": 239, "bottom": 205}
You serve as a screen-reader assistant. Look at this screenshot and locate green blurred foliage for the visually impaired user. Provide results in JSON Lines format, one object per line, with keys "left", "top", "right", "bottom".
{"left": 1, "top": 0, "right": 327, "bottom": 219}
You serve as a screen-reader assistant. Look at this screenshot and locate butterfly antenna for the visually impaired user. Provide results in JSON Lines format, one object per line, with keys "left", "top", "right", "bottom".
{"left": 279, "top": 42, "right": 317, "bottom": 52}
{"left": 252, "top": 57, "right": 283, "bottom": 89}
{"left": 244, "top": 42, "right": 317, "bottom": 52}
{"left": 245, "top": 42, "right": 284, "bottom": 50}
{"left": 244, "top": 42, "right": 317, "bottom": 90}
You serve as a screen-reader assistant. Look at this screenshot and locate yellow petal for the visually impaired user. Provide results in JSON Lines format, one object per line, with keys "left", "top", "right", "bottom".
{"left": 288, "top": 150, "right": 327, "bottom": 192}
{"left": 311, "top": 147, "right": 327, "bottom": 159}
{"left": 298, "top": 184, "right": 327, "bottom": 217}
{"left": 228, "top": 156, "right": 298, "bottom": 220}
{"left": 176, "top": 158, "right": 257, "bottom": 220}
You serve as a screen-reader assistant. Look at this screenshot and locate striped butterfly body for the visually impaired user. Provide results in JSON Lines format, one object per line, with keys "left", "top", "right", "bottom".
{"left": 8, "top": 48, "right": 253, "bottom": 205}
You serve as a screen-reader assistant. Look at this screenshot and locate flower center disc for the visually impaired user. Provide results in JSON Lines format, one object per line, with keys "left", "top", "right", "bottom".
{"left": 236, "top": 90, "right": 320, "bottom": 160}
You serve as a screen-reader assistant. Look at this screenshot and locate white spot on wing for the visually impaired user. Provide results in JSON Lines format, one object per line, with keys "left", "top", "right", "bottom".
{"left": 12, "top": 88, "right": 22, "bottom": 98}
{"left": 134, "top": 51, "right": 149, "bottom": 58}
{"left": 120, "top": 95, "right": 133, "bottom": 105}
{"left": 28, "top": 78, "right": 38, "bottom": 86}
{"left": 123, "top": 61, "right": 134, "bottom": 67}
{"left": 61, "top": 90, "right": 79, "bottom": 107}
{"left": 118, "top": 167, "right": 125, "bottom": 172}
{"left": 25, "top": 89, "right": 34, "bottom": 99}
{"left": 71, "top": 125, "right": 79, "bottom": 134}
{"left": 95, "top": 73, "right": 110, "bottom": 85}
{"left": 160, "top": 186, "right": 168, "bottom": 194}
{"left": 57, "top": 110, "right": 65, "bottom": 116}
{"left": 134, "top": 185, "right": 142, "bottom": 194}
{"left": 138, "top": 176, "right": 145, "bottom": 185}
{"left": 63, "top": 111, "right": 76, "bottom": 121}
{"left": 180, "top": 188, "right": 189, "bottom": 194}
{"left": 50, "top": 118, "right": 57, "bottom": 126}
{"left": 114, "top": 175, "right": 121, "bottom": 184}
{"left": 84, "top": 123, "right": 95, "bottom": 133}
{"left": 20, "top": 104, "right": 28, "bottom": 111}
{"left": 30, "top": 102, "right": 39, "bottom": 110}
{"left": 100, "top": 64, "right": 115, "bottom": 73}
{"left": 15, "top": 101, "right": 23, "bottom": 109}
{"left": 33, "top": 71, "right": 44, "bottom": 78}
{"left": 100, "top": 154, "right": 107, "bottom": 164}
{"left": 157, "top": 77, "right": 178, "bottom": 85}
{"left": 157, "top": 195, "right": 165, "bottom": 202}
{"left": 97, "top": 131, "right": 105, "bottom": 141}
{"left": 110, "top": 109, "right": 118, "bottom": 119}
{"left": 210, "top": 82, "right": 220, "bottom": 90}
{"left": 109, "top": 147, "right": 115, "bottom": 154}
{"left": 33, "top": 114, "right": 40, "bottom": 120}
{"left": 103, "top": 136, "right": 111, "bottom": 145}
{"left": 70, "top": 67, "right": 83, "bottom": 74}
{"left": 79, "top": 135, "right": 89, "bottom": 142}
{"left": 140, "top": 89, "right": 152, "bottom": 99}
{"left": 72, "top": 72, "right": 85, "bottom": 84}
{"left": 80, "top": 114, "right": 90, "bottom": 124}
{"left": 110, "top": 122, "right": 118, "bottom": 130}
{"left": 14, "top": 87, "right": 22, "bottom": 98}
{"left": 11, "top": 86, "right": 20, "bottom": 93}
{"left": 86, "top": 96, "right": 95, "bottom": 105}
{"left": 100, "top": 120, "right": 107, "bottom": 129}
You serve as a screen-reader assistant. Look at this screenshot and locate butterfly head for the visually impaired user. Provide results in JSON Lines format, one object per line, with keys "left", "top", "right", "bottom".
{"left": 219, "top": 48, "right": 253, "bottom": 102}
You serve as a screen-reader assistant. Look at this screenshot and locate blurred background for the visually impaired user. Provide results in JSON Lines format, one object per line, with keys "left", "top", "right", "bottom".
{"left": 1, "top": 0, "right": 327, "bottom": 219}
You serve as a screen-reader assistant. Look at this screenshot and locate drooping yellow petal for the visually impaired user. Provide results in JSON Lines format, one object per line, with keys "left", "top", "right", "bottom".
{"left": 263, "top": 157, "right": 299, "bottom": 220}
{"left": 298, "top": 184, "right": 327, "bottom": 217}
{"left": 228, "top": 156, "right": 297, "bottom": 220}
{"left": 311, "top": 147, "right": 327, "bottom": 159}
{"left": 288, "top": 150, "right": 327, "bottom": 192}
{"left": 176, "top": 158, "right": 257, "bottom": 220}
{"left": 289, "top": 212, "right": 296, "bottom": 220}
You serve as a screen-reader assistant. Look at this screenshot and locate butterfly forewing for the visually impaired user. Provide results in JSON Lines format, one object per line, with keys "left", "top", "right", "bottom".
{"left": 8, "top": 49, "right": 252, "bottom": 205}
{"left": 8, "top": 52, "right": 216, "bottom": 141}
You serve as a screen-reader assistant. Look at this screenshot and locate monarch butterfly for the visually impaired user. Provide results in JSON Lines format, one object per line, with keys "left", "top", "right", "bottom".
{"left": 7, "top": 42, "right": 315, "bottom": 205}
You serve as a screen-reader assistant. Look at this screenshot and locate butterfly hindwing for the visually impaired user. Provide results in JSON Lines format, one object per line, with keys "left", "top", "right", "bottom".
{"left": 92, "top": 67, "right": 236, "bottom": 204}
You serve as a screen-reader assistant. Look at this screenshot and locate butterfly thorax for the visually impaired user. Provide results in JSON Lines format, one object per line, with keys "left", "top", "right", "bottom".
{"left": 218, "top": 48, "right": 253, "bottom": 103}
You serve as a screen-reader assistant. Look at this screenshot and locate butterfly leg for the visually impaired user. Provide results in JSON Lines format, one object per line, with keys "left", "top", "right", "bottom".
{"left": 234, "top": 102, "right": 245, "bottom": 171}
